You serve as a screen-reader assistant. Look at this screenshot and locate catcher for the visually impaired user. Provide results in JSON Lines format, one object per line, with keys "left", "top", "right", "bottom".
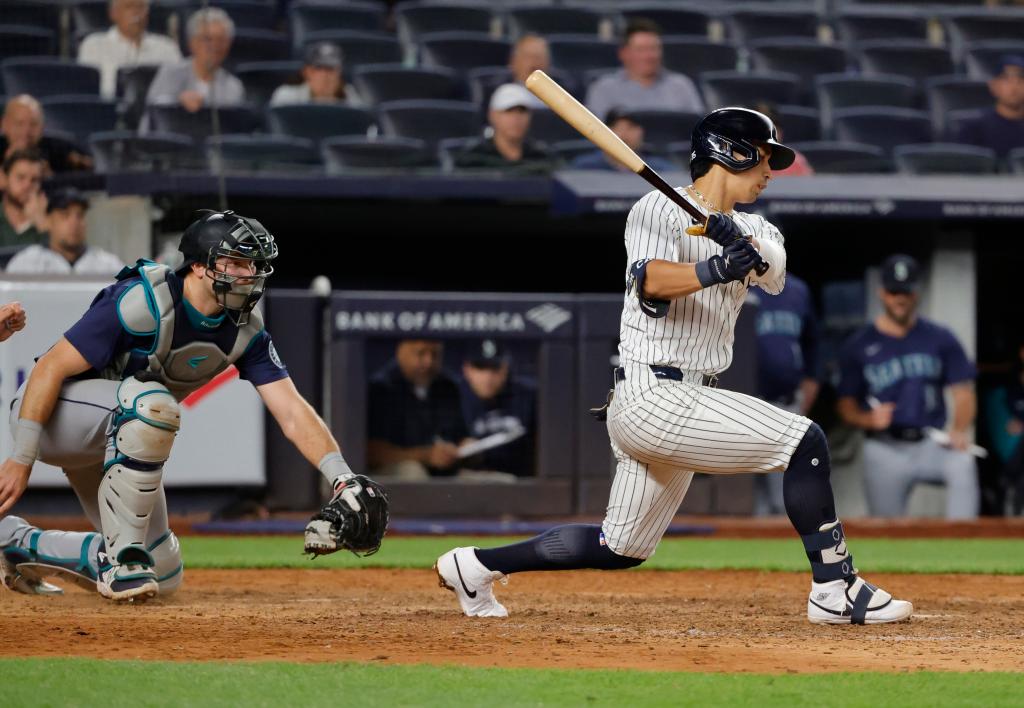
{"left": 0, "top": 210, "right": 388, "bottom": 601}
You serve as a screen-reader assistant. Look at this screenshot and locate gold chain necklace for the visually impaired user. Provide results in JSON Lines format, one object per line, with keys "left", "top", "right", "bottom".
{"left": 686, "top": 184, "right": 733, "bottom": 215}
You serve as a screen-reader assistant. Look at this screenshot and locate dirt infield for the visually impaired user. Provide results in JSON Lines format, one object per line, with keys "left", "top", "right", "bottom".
{"left": 2, "top": 568, "right": 1023, "bottom": 673}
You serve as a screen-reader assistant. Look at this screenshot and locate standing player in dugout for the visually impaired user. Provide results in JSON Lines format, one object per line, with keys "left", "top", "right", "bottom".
{"left": 0, "top": 210, "right": 388, "bottom": 601}
{"left": 437, "top": 108, "right": 914, "bottom": 625}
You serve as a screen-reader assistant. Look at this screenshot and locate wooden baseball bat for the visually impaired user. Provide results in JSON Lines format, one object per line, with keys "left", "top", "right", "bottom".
{"left": 525, "top": 70, "right": 769, "bottom": 276}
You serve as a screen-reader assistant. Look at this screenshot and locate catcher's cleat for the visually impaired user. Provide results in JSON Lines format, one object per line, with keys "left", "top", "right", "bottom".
{"left": 97, "top": 561, "right": 158, "bottom": 603}
{"left": 807, "top": 576, "right": 913, "bottom": 625}
{"left": 1, "top": 550, "right": 64, "bottom": 596}
{"left": 435, "top": 547, "right": 508, "bottom": 618}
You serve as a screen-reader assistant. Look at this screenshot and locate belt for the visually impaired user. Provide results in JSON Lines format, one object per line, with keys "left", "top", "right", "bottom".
{"left": 614, "top": 365, "right": 719, "bottom": 388}
{"left": 865, "top": 426, "right": 925, "bottom": 442}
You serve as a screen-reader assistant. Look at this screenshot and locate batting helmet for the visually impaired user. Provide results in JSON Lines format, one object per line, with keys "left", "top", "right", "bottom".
{"left": 177, "top": 210, "right": 278, "bottom": 326}
{"left": 690, "top": 107, "right": 795, "bottom": 179}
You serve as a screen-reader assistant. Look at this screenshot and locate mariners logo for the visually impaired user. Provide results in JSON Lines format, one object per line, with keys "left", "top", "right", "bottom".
{"left": 269, "top": 342, "right": 283, "bottom": 369}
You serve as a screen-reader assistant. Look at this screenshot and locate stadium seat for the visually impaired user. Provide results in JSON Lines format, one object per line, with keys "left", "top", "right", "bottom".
{"left": 661, "top": 38, "right": 739, "bottom": 77}
{"left": 116, "top": 64, "right": 161, "bottom": 129}
{"left": 1, "top": 59, "right": 101, "bottom": 99}
{"left": 944, "top": 108, "right": 985, "bottom": 141}
{"left": 302, "top": 31, "right": 403, "bottom": 80}
{"left": 467, "top": 66, "right": 578, "bottom": 111}
{"left": 505, "top": 6, "right": 605, "bottom": 39}
{"left": 89, "top": 130, "right": 194, "bottom": 172}
{"left": 625, "top": 110, "right": 703, "bottom": 148}
{"left": 528, "top": 108, "right": 586, "bottom": 144}
{"left": 72, "top": 1, "right": 112, "bottom": 35}
{"left": 289, "top": 1, "right": 387, "bottom": 50}
{"left": 943, "top": 10, "right": 1024, "bottom": 63}
{"left": 267, "top": 103, "right": 375, "bottom": 142}
{"left": 206, "top": 134, "right": 319, "bottom": 173}
{"left": 619, "top": 6, "right": 714, "bottom": 38}
{"left": 1009, "top": 147, "right": 1024, "bottom": 175}
{"left": 322, "top": 136, "right": 435, "bottom": 172}
{"left": 418, "top": 32, "right": 510, "bottom": 73}
{"left": 0, "top": 26, "right": 55, "bottom": 61}
{"left": 225, "top": 29, "right": 290, "bottom": 71}
{"left": 235, "top": 61, "right": 303, "bottom": 107}
{"left": 377, "top": 99, "right": 482, "bottom": 148}
{"left": 40, "top": 96, "right": 118, "bottom": 149}
{"left": 353, "top": 64, "right": 466, "bottom": 105}
{"left": 963, "top": 40, "right": 1024, "bottom": 80}
{"left": 547, "top": 35, "right": 619, "bottom": 75}
{"left": 666, "top": 141, "right": 692, "bottom": 169}
{"left": 726, "top": 9, "right": 820, "bottom": 44}
{"left": 147, "top": 105, "right": 263, "bottom": 143}
{"left": 772, "top": 105, "right": 821, "bottom": 143}
{"left": 394, "top": 3, "right": 495, "bottom": 46}
{"left": 698, "top": 71, "right": 801, "bottom": 111}
{"left": 549, "top": 139, "right": 595, "bottom": 163}
{"left": 748, "top": 39, "right": 848, "bottom": 91}
{"left": 925, "top": 76, "right": 992, "bottom": 139}
{"left": 185, "top": 1, "right": 278, "bottom": 31}
{"left": 831, "top": 107, "right": 932, "bottom": 153}
{"left": 834, "top": 7, "right": 929, "bottom": 44}
{"left": 857, "top": 40, "right": 955, "bottom": 85}
{"left": 814, "top": 74, "right": 918, "bottom": 132}
{"left": 791, "top": 141, "right": 894, "bottom": 173}
{"left": 892, "top": 143, "right": 997, "bottom": 175}
{"left": 437, "top": 136, "right": 476, "bottom": 171}
{"left": 2, "top": 2, "right": 62, "bottom": 34}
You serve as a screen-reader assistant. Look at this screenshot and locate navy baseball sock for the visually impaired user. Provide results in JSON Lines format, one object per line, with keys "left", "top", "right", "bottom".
{"left": 474, "top": 524, "right": 644, "bottom": 575}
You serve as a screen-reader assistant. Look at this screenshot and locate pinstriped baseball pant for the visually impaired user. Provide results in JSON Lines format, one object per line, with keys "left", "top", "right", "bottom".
{"left": 603, "top": 365, "right": 812, "bottom": 559}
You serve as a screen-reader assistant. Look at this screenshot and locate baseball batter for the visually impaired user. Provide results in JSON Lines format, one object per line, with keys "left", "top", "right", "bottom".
{"left": 436, "top": 108, "right": 913, "bottom": 625}
{"left": 0, "top": 210, "right": 387, "bottom": 601}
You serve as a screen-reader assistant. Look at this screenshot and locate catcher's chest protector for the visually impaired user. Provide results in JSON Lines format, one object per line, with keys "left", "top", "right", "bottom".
{"left": 113, "top": 261, "right": 263, "bottom": 400}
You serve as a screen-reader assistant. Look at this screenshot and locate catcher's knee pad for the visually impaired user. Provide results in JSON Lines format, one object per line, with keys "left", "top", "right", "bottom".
{"left": 99, "top": 377, "right": 180, "bottom": 565}
{"left": 150, "top": 530, "right": 184, "bottom": 595}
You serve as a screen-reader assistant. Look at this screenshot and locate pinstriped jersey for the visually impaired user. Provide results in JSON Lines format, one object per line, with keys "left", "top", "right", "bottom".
{"left": 618, "top": 188, "right": 787, "bottom": 374}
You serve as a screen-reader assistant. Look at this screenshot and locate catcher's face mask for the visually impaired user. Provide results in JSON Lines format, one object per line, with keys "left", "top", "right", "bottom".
{"left": 204, "top": 217, "right": 277, "bottom": 326}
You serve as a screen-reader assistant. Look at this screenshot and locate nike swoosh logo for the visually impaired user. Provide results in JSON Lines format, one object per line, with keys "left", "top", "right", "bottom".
{"left": 187, "top": 355, "right": 209, "bottom": 369}
{"left": 453, "top": 555, "right": 477, "bottom": 598}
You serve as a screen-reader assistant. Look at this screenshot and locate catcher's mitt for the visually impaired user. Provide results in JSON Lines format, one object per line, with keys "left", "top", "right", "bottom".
{"left": 304, "top": 474, "right": 389, "bottom": 558}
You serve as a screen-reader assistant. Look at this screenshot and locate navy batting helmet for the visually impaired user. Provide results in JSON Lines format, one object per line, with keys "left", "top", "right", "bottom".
{"left": 690, "top": 107, "right": 795, "bottom": 179}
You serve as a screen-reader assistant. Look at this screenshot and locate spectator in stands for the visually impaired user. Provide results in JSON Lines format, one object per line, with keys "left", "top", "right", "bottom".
{"left": 270, "top": 42, "right": 363, "bottom": 107}
{"left": 585, "top": 18, "right": 704, "bottom": 125}
{"left": 0, "top": 149, "right": 47, "bottom": 249}
{"left": 571, "top": 108, "right": 676, "bottom": 172}
{"left": 0, "top": 302, "right": 26, "bottom": 342}
{"left": 0, "top": 96, "right": 92, "bottom": 174}
{"left": 78, "top": 0, "right": 182, "bottom": 99}
{"left": 454, "top": 84, "right": 553, "bottom": 174}
{"left": 6, "top": 188, "right": 123, "bottom": 275}
{"left": 837, "top": 254, "right": 979, "bottom": 519}
{"left": 508, "top": 34, "right": 549, "bottom": 109}
{"left": 367, "top": 339, "right": 471, "bottom": 479}
{"left": 146, "top": 7, "right": 244, "bottom": 112}
{"left": 459, "top": 340, "right": 536, "bottom": 477}
{"left": 956, "top": 54, "right": 1024, "bottom": 158}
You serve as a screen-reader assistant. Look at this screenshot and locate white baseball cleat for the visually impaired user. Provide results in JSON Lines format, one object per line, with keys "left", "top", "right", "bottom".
{"left": 807, "top": 575, "right": 913, "bottom": 625}
{"left": 435, "top": 547, "right": 509, "bottom": 618}
{"left": 97, "top": 562, "right": 159, "bottom": 603}
{"left": 1, "top": 550, "right": 64, "bottom": 596}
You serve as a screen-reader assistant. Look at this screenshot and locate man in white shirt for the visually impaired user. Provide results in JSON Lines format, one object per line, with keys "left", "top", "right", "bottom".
{"left": 6, "top": 188, "right": 123, "bottom": 276}
{"left": 78, "top": 0, "right": 181, "bottom": 99}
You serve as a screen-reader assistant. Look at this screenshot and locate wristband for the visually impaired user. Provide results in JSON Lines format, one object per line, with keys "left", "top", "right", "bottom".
{"left": 318, "top": 451, "right": 354, "bottom": 486}
{"left": 695, "top": 256, "right": 730, "bottom": 288}
{"left": 12, "top": 419, "right": 42, "bottom": 466}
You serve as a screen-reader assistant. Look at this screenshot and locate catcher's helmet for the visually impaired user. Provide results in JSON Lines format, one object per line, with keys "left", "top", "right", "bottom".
{"left": 177, "top": 210, "right": 278, "bottom": 326}
{"left": 690, "top": 107, "right": 795, "bottom": 179}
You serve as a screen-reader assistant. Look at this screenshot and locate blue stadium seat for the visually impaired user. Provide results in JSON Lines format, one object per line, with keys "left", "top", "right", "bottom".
{"left": 302, "top": 30, "right": 403, "bottom": 80}
{"left": 547, "top": 34, "right": 619, "bottom": 75}
{"left": 831, "top": 107, "right": 932, "bottom": 153}
{"left": 834, "top": 7, "right": 929, "bottom": 44}
{"left": 625, "top": 110, "right": 703, "bottom": 148}
{"left": 225, "top": 29, "right": 291, "bottom": 71}
{"left": 943, "top": 9, "right": 1024, "bottom": 64}
{"left": 267, "top": 103, "right": 375, "bottom": 142}
{"left": 698, "top": 71, "right": 801, "bottom": 111}
{"left": 394, "top": 3, "right": 494, "bottom": 46}
{"left": 322, "top": 136, "right": 435, "bottom": 172}
{"left": 353, "top": 64, "right": 466, "bottom": 105}
{"left": 661, "top": 38, "right": 738, "bottom": 77}
{"left": 289, "top": 1, "right": 387, "bottom": 50}
{"left": 856, "top": 40, "right": 955, "bottom": 85}
{"left": 505, "top": 6, "right": 605, "bottom": 39}
{"left": 772, "top": 105, "right": 821, "bottom": 143}
{"left": 791, "top": 141, "right": 894, "bottom": 174}
{"left": 963, "top": 40, "right": 1024, "bottom": 80}
{"left": 726, "top": 9, "right": 820, "bottom": 44}
{"left": 206, "top": 134, "right": 319, "bottom": 173}
{"left": 944, "top": 108, "right": 985, "bottom": 142}
{"left": 4, "top": 1, "right": 62, "bottom": 33}
{"left": 893, "top": 143, "right": 997, "bottom": 175}
{"left": 235, "top": 61, "right": 303, "bottom": 107}
{"left": 619, "top": 6, "right": 713, "bottom": 38}
{"left": 666, "top": 141, "right": 692, "bottom": 169}
{"left": 147, "top": 105, "right": 263, "bottom": 143}
{"left": 1, "top": 58, "right": 100, "bottom": 98}
{"left": 748, "top": 39, "right": 848, "bottom": 90}
{"left": 814, "top": 74, "right": 918, "bottom": 133}
{"left": 71, "top": 1, "right": 112, "bottom": 35}
{"left": 925, "top": 76, "right": 992, "bottom": 139}
{"left": 0, "top": 26, "right": 55, "bottom": 61}
{"left": 377, "top": 99, "right": 482, "bottom": 148}
{"left": 419, "top": 32, "right": 510, "bottom": 73}
{"left": 528, "top": 107, "right": 584, "bottom": 144}
{"left": 40, "top": 96, "right": 118, "bottom": 149}
{"left": 89, "top": 130, "right": 194, "bottom": 172}
{"left": 549, "top": 139, "right": 594, "bottom": 163}
{"left": 1009, "top": 147, "right": 1024, "bottom": 175}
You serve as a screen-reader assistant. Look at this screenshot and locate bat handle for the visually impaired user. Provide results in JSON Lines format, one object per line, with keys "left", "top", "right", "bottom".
{"left": 754, "top": 260, "right": 770, "bottom": 277}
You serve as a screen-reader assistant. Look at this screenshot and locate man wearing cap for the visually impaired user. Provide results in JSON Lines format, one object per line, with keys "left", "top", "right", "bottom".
{"left": 956, "top": 54, "right": 1024, "bottom": 159}
{"left": 459, "top": 340, "right": 536, "bottom": 477}
{"left": 270, "top": 42, "right": 363, "bottom": 108}
{"left": 836, "top": 254, "right": 979, "bottom": 519}
{"left": 571, "top": 108, "right": 677, "bottom": 172}
{"left": 6, "top": 188, "right": 123, "bottom": 276}
{"left": 453, "top": 83, "right": 553, "bottom": 174}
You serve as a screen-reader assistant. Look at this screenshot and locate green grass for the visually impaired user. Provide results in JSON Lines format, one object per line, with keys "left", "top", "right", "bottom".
{"left": 179, "top": 536, "right": 1024, "bottom": 574}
